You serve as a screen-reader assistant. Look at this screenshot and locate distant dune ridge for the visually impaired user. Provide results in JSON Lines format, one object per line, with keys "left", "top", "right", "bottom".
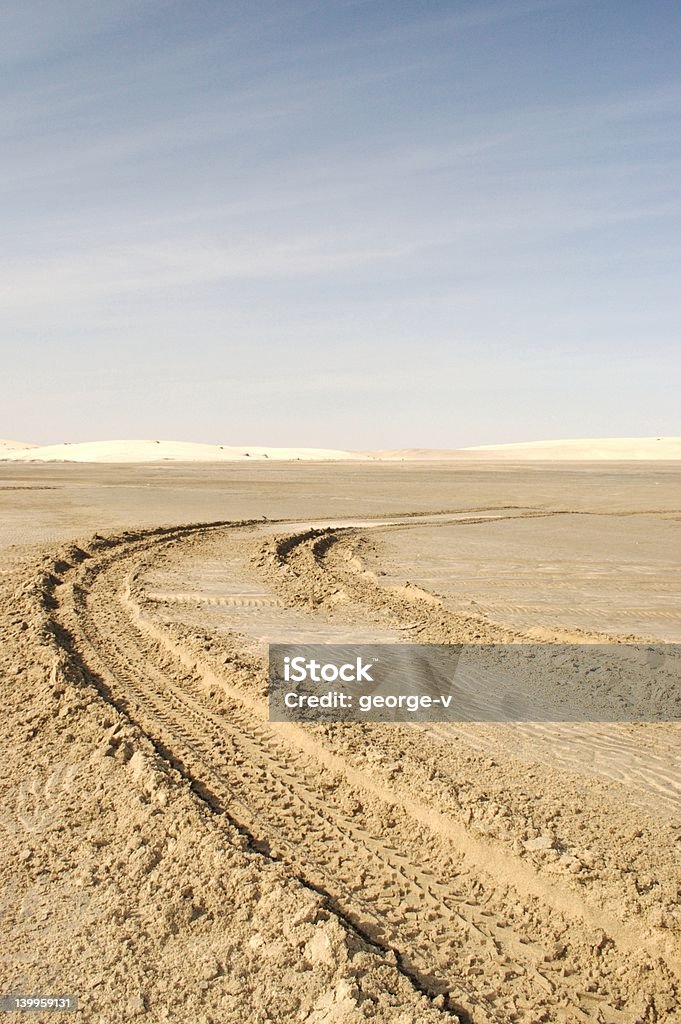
{"left": 458, "top": 437, "right": 681, "bottom": 460}
{"left": 0, "top": 440, "right": 361, "bottom": 463}
{"left": 0, "top": 439, "right": 38, "bottom": 453}
{"left": 1, "top": 437, "right": 680, "bottom": 463}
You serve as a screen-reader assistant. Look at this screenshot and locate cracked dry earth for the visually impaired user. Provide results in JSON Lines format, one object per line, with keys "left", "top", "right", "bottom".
{"left": 1, "top": 507, "right": 680, "bottom": 1024}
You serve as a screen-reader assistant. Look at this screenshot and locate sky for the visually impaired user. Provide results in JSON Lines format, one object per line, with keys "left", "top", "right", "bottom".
{"left": 1, "top": 0, "right": 679, "bottom": 448}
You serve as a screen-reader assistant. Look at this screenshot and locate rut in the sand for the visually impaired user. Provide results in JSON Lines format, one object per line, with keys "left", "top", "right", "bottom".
{"left": 47, "top": 520, "right": 670, "bottom": 1024}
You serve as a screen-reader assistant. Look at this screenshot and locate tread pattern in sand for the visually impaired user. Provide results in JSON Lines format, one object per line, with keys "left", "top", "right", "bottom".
{"left": 43, "top": 520, "right": 680, "bottom": 1023}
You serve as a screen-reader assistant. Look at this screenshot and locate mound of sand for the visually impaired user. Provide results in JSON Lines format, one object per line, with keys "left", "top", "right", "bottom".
{"left": 2, "top": 437, "right": 679, "bottom": 464}
{"left": 460, "top": 437, "right": 681, "bottom": 460}
{"left": 367, "top": 438, "right": 681, "bottom": 461}
{"left": 0, "top": 439, "right": 37, "bottom": 453}
{"left": 0, "top": 439, "right": 366, "bottom": 464}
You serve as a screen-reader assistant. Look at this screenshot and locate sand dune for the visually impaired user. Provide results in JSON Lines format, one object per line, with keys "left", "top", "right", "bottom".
{"left": 459, "top": 436, "right": 681, "bottom": 460}
{"left": 2, "top": 436, "right": 680, "bottom": 463}
{"left": 1, "top": 439, "right": 365, "bottom": 463}
{"left": 0, "top": 439, "right": 38, "bottom": 453}
{"left": 367, "top": 438, "right": 681, "bottom": 460}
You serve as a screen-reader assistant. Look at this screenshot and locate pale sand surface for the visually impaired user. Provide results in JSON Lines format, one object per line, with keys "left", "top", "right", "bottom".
{"left": 1, "top": 461, "right": 680, "bottom": 1023}
{"left": 369, "top": 437, "right": 681, "bottom": 460}
{"left": 1, "top": 438, "right": 364, "bottom": 463}
{"left": 366, "top": 513, "right": 681, "bottom": 641}
{"left": 2, "top": 460, "right": 679, "bottom": 553}
{"left": 459, "top": 436, "right": 681, "bottom": 459}
{"left": 0, "top": 439, "right": 37, "bottom": 452}
{"left": 3, "top": 436, "right": 681, "bottom": 463}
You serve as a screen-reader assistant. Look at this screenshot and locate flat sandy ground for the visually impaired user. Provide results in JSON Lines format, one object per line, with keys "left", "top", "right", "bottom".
{"left": 1, "top": 461, "right": 680, "bottom": 1023}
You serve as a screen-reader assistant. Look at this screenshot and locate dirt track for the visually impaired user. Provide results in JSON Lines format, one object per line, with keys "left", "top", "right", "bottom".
{"left": 1, "top": 464, "right": 680, "bottom": 1023}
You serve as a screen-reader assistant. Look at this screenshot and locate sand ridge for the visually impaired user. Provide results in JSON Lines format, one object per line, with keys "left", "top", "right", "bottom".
{"left": 0, "top": 439, "right": 38, "bottom": 452}
{"left": 458, "top": 437, "right": 681, "bottom": 459}
{"left": 3, "top": 436, "right": 681, "bottom": 463}
{"left": 1, "top": 439, "right": 365, "bottom": 463}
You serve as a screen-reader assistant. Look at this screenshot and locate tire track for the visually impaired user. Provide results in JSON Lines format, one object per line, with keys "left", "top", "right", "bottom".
{"left": 54, "top": 541, "right": 516, "bottom": 1019}
{"left": 46, "top": 520, "right": 673, "bottom": 1024}
{"left": 146, "top": 591, "right": 286, "bottom": 608}
{"left": 50, "top": 532, "right": 499, "bottom": 1020}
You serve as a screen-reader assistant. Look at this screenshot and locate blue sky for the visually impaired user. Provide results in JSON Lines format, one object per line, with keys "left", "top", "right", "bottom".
{"left": 1, "top": 0, "right": 679, "bottom": 447}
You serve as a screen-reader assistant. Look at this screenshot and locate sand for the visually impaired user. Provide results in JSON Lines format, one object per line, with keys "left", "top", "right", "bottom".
{"left": 1, "top": 460, "right": 679, "bottom": 1023}
{"left": 0, "top": 439, "right": 37, "bottom": 453}
{"left": 459, "top": 436, "right": 681, "bottom": 460}
{"left": 3, "top": 436, "right": 681, "bottom": 464}
{"left": 0, "top": 439, "right": 364, "bottom": 464}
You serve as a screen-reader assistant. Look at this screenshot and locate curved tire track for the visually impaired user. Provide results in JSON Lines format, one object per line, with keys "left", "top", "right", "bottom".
{"left": 46, "top": 520, "right": 671, "bottom": 1024}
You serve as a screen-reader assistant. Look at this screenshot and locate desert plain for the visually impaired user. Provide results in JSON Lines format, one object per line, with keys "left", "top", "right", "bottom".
{"left": 1, "top": 451, "right": 680, "bottom": 1023}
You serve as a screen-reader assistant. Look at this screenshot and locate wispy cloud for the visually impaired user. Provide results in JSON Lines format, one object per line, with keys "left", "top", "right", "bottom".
{"left": 0, "top": 232, "right": 419, "bottom": 316}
